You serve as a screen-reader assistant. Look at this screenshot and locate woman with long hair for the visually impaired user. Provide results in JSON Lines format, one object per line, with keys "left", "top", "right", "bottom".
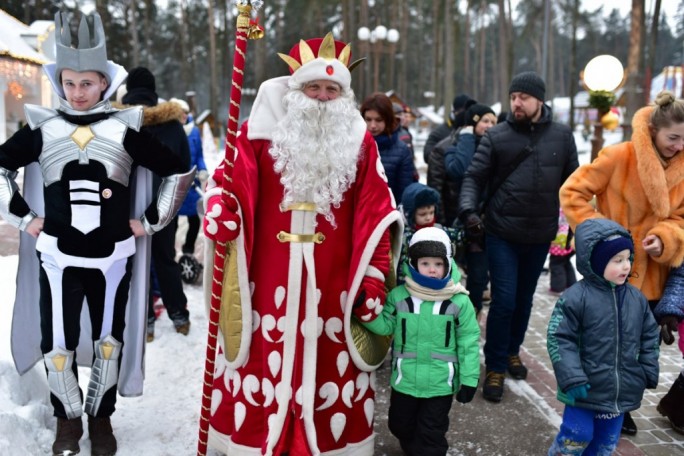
{"left": 360, "top": 92, "right": 417, "bottom": 203}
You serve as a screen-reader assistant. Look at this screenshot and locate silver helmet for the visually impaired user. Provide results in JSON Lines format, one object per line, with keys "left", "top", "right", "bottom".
{"left": 54, "top": 12, "right": 110, "bottom": 86}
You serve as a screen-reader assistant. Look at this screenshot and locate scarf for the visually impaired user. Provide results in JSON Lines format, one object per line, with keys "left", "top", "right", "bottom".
{"left": 404, "top": 275, "right": 468, "bottom": 302}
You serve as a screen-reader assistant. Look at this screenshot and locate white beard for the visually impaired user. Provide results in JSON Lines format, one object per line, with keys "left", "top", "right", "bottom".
{"left": 269, "top": 89, "right": 362, "bottom": 227}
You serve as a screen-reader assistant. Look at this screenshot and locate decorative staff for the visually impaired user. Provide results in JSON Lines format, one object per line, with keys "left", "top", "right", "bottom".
{"left": 197, "top": 2, "right": 263, "bottom": 454}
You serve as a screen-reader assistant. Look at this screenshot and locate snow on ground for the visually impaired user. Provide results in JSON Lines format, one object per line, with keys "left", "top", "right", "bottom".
{"left": 0, "top": 254, "right": 212, "bottom": 455}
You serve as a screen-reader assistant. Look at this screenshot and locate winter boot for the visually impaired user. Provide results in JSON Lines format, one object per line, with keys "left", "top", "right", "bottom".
{"left": 52, "top": 416, "right": 83, "bottom": 455}
{"left": 88, "top": 416, "right": 117, "bottom": 456}
{"left": 657, "top": 373, "right": 684, "bottom": 435}
{"left": 483, "top": 370, "right": 505, "bottom": 402}
{"left": 621, "top": 411, "right": 637, "bottom": 435}
{"left": 171, "top": 313, "right": 191, "bottom": 336}
{"left": 507, "top": 354, "right": 528, "bottom": 380}
{"left": 175, "top": 320, "right": 191, "bottom": 335}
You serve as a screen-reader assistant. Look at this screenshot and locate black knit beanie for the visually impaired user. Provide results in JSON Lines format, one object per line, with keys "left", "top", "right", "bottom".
{"left": 465, "top": 103, "right": 496, "bottom": 127}
{"left": 122, "top": 66, "right": 158, "bottom": 106}
{"left": 590, "top": 234, "right": 633, "bottom": 277}
{"left": 452, "top": 94, "right": 472, "bottom": 112}
{"left": 509, "top": 71, "right": 546, "bottom": 101}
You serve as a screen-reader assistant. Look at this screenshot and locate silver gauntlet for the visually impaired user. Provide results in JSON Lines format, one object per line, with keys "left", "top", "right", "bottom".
{"left": 0, "top": 166, "right": 36, "bottom": 231}
{"left": 141, "top": 166, "right": 196, "bottom": 235}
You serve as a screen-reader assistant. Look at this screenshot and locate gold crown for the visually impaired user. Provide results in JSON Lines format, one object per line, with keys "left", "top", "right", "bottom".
{"left": 278, "top": 32, "right": 358, "bottom": 72}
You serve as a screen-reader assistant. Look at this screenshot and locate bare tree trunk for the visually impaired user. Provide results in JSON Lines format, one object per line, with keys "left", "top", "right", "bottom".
{"left": 143, "top": 0, "right": 154, "bottom": 68}
{"left": 569, "top": 0, "right": 579, "bottom": 131}
{"left": 128, "top": 0, "right": 140, "bottom": 67}
{"left": 477, "top": 0, "right": 486, "bottom": 101}
{"left": 463, "top": 0, "right": 472, "bottom": 96}
{"left": 431, "top": 0, "right": 441, "bottom": 107}
{"left": 547, "top": 8, "right": 555, "bottom": 103}
{"left": 443, "top": 0, "right": 453, "bottom": 108}
{"left": 178, "top": 0, "right": 191, "bottom": 94}
{"left": 645, "top": 0, "right": 662, "bottom": 104}
{"left": 623, "top": 0, "right": 645, "bottom": 140}
{"left": 207, "top": 0, "right": 218, "bottom": 120}
{"left": 398, "top": 1, "right": 409, "bottom": 98}
{"left": 358, "top": 0, "right": 369, "bottom": 98}
{"left": 497, "top": 0, "right": 511, "bottom": 109}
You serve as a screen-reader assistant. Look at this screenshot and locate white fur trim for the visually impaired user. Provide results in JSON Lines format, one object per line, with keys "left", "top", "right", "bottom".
{"left": 208, "top": 426, "right": 376, "bottom": 456}
{"left": 247, "top": 77, "right": 289, "bottom": 141}
{"left": 289, "top": 58, "right": 351, "bottom": 92}
{"left": 264, "top": 210, "right": 309, "bottom": 453}
{"left": 364, "top": 265, "right": 385, "bottom": 282}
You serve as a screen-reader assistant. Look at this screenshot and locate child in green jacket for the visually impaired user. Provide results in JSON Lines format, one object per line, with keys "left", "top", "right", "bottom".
{"left": 361, "top": 227, "right": 480, "bottom": 455}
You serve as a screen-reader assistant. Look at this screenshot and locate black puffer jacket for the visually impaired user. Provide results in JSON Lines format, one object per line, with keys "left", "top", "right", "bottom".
{"left": 458, "top": 105, "right": 578, "bottom": 243}
{"left": 427, "top": 130, "right": 459, "bottom": 226}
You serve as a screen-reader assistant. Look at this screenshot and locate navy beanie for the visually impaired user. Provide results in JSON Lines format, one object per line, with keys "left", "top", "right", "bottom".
{"left": 452, "top": 94, "right": 472, "bottom": 112}
{"left": 401, "top": 183, "right": 440, "bottom": 227}
{"left": 590, "top": 234, "right": 633, "bottom": 276}
{"left": 509, "top": 71, "right": 546, "bottom": 101}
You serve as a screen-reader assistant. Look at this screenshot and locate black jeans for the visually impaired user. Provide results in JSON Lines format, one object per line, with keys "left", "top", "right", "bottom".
{"left": 148, "top": 217, "right": 188, "bottom": 323}
{"left": 388, "top": 389, "right": 453, "bottom": 456}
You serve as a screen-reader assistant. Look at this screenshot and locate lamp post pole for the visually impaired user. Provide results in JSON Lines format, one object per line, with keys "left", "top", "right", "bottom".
{"left": 583, "top": 55, "right": 625, "bottom": 162}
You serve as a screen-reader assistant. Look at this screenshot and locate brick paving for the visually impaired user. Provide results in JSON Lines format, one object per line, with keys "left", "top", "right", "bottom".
{"left": 524, "top": 271, "right": 684, "bottom": 456}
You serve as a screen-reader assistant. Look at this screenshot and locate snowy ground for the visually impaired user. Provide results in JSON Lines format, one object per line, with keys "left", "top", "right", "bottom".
{"left": 0, "top": 254, "right": 211, "bottom": 455}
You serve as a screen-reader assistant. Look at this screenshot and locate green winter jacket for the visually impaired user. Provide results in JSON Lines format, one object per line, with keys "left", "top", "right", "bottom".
{"left": 363, "top": 283, "right": 480, "bottom": 398}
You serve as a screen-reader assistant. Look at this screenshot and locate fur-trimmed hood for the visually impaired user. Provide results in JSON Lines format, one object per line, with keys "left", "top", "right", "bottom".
{"left": 631, "top": 106, "right": 684, "bottom": 218}
{"left": 112, "top": 100, "right": 185, "bottom": 128}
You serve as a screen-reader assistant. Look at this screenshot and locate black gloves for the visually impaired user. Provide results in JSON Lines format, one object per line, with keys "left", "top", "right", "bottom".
{"left": 456, "top": 385, "right": 477, "bottom": 404}
{"left": 660, "top": 315, "right": 680, "bottom": 345}
{"left": 462, "top": 212, "right": 484, "bottom": 251}
{"left": 353, "top": 290, "right": 366, "bottom": 310}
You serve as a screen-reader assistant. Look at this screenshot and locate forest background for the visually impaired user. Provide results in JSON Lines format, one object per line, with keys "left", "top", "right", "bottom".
{"left": 5, "top": 0, "right": 684, "bottom": 132}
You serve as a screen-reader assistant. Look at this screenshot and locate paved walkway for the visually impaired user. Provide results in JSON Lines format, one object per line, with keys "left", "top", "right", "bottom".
{"left": 373, "top": 269, "right": 684, "bottom": 455}
{"left": 522, "top": 271, "right": 684, "bottom": 456}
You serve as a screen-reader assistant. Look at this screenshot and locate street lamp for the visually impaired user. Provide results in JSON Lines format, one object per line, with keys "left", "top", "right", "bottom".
{"left": 582, "top": 54, "right": 625, "bottom": 161}
{"left": 357, "top": 25, "right": 400, "bottom": 93}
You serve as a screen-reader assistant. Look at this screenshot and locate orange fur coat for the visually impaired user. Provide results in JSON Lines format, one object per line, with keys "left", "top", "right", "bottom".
{"left": 560, "top": 106, "right": 684, "bottom": 301}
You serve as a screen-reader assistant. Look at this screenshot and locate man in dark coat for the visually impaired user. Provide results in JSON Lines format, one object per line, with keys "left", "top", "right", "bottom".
{"left": 423, "top": 93, "right": 475, "bottom": 163}
{"left": 121, "top": 67, "right": 192, "bottom": 340}
{"left": 458, "top": 71, "right": 578, "bottom": 402}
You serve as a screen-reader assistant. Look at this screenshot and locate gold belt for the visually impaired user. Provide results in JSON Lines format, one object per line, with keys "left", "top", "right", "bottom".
{"left": 284, "top": 202, "right": 317, "bottom": 212}
{"left": 277, "top": 231, "right": 326, "bottom": 244}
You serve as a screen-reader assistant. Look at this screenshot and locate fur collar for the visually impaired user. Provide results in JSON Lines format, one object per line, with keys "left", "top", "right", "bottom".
{"left": 632, "top": 106, "right": 684, "bottom": 218}
{"left": 112, "top": 100, "right": 185, "bottom": 127}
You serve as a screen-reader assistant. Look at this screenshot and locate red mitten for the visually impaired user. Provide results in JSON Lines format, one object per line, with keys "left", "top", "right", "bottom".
{"left": 353, "top": 276, "right": 386, "bottom": 322}
{"left": 203, "top": 194, "right": 241, "bottom": 243}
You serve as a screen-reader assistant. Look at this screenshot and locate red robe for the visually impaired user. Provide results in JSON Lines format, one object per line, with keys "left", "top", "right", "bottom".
{"left": 205, "top": 87, "right": 402, "bottom": 455}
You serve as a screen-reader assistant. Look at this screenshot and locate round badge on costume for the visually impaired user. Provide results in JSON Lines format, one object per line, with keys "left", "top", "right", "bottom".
{"left": 102, "top": 189, "right": 112, "bottom": 199}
